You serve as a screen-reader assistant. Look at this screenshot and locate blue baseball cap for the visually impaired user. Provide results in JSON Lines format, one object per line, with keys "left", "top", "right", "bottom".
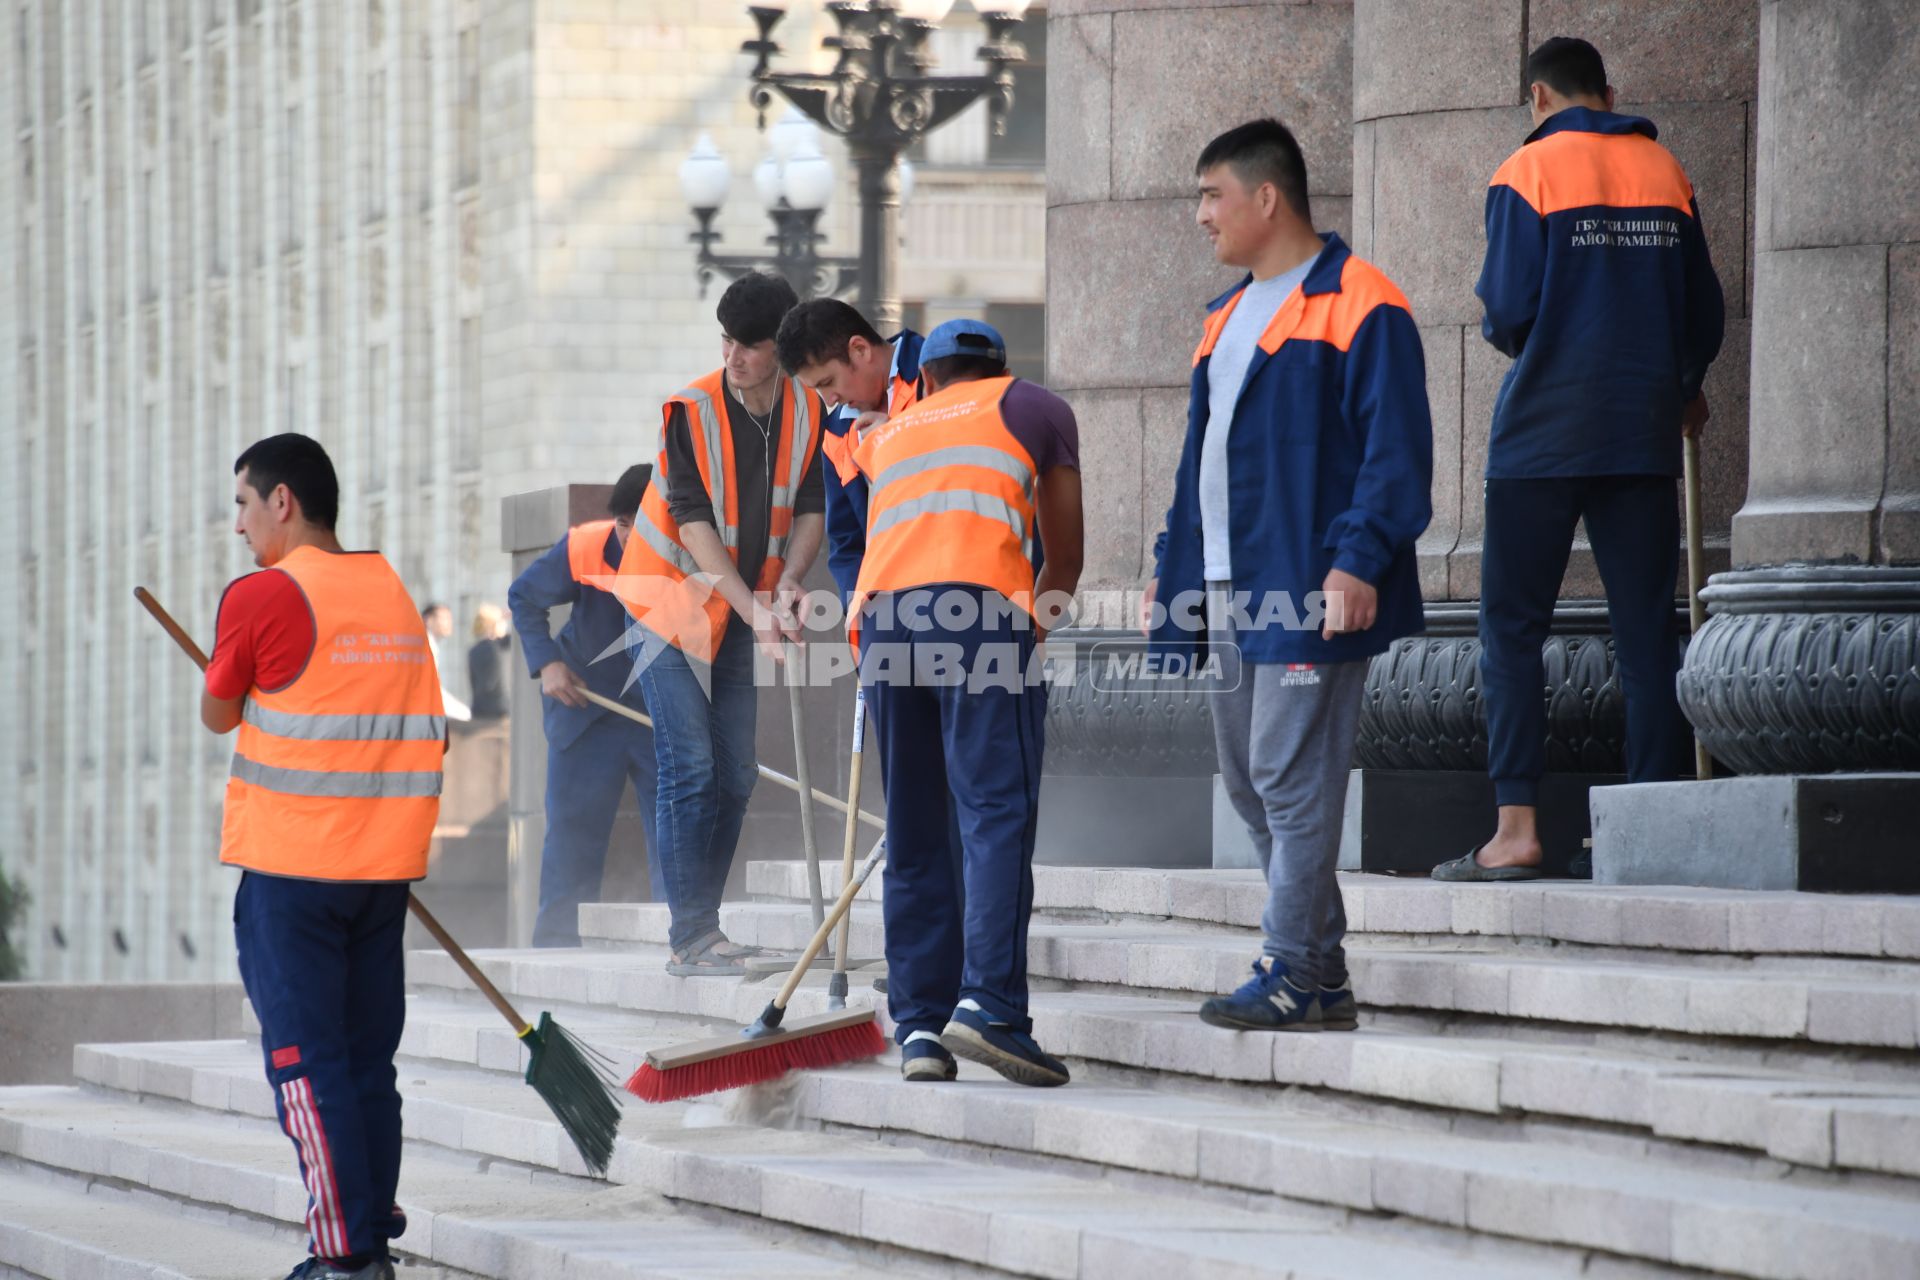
{"left": 920, "top": 318, "right": 1007, "bottom": 366}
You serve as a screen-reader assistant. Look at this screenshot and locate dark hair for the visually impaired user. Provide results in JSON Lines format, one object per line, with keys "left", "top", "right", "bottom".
{"left": 1526, "top": 37, "right": 1608, "bottom": 99}
{"left": 1195, "top": 118, "right": 1311, "bottom": 221}
{"left": 775, "top": 298, "right": 884, "bottom": 374}
{"left": 716, "top": 271, "right": 799, "bottom": 346}
{"left": 421, "top": 602, "right": 449, "bottom": 619}
{"left": 608, "top": 464, "right": 649, "bottom": 519}
{"left": 921, "top": 354, "right": 1007, "bottom": 386}
{"left": 234, "top": 433, "right": 339, "bottom": 530}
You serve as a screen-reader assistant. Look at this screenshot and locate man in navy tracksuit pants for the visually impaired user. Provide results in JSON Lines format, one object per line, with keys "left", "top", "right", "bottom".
{"left": 1435, "top": 37, "right": 1725, "bottom": 881}
{"left": 507, "top": 465, "right": 663, "bottom": 946}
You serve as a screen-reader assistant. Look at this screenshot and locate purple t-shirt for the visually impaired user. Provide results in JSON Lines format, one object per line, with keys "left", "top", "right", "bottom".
{"left": 1000, "top": 378, "right": 1080, "bottom": 476}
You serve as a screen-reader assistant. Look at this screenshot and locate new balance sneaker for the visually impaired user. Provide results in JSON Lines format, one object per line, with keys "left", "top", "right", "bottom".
{"left": 939, "top": 999, "right": 1070, "bottom": 1087}
{"left": 1315, "top": 978, "right": 1358, "bottom": 1031}
{"left": 278, "top": 1257, "right": 393, "bottom": 1280}
{"left": 900, "top": 1030, "right": 958, "bottom": 1082}
{"left": 1197, "top": 957, "right": 1320, "bottom": 1031}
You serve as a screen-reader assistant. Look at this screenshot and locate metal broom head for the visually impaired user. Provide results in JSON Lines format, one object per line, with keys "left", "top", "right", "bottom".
{"left": 520, "top": 1012, "right": 623, "bottom": 1175}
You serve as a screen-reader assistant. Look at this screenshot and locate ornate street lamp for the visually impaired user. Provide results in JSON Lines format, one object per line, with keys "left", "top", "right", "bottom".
{"left": 679, "top": 117, "right": 865, "bottom": 301}
{"left": 741, "top": 0, "right": 1030, "bottom": 331}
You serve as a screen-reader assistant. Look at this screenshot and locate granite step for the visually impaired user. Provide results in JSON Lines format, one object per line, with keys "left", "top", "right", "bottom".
{"left": 216, "top": 991, "right": 1920, "bottom": 1182}
{"left": 74, "top": 1031, "right": 1920, "bottom": 1280}
{"left": 16, "top": 1062, "right": 1573, "bottom": 1280}
{"left": 555, "top": 907, "right": 1920, "bottom": 1053}
{"left": 0, "top": 1084, "right": 897, "bottom": 1280}
{"left": 0, "top": 1158, "right": 379, "bottom": 1280}
{"left": 733, "top": 862, "right": 1920, "bottom": 962}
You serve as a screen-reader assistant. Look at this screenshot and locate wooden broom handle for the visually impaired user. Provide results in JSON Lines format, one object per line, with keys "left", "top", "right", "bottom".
{"left": 573, "top": 683, "right": 885, "bottom": 831}
{"left": 401, "top": 894, "right": 531, "bottom": 1036}
{"left": 776, "top": 841, "right": 885, "bottom": 1011}
{"left": 134, "top": 586, "right": 535, "bottom": 1038}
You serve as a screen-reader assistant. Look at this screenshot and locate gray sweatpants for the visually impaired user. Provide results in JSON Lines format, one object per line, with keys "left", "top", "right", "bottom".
{"left": 1207, "top": 583, "right": 1367, "bottom": 988}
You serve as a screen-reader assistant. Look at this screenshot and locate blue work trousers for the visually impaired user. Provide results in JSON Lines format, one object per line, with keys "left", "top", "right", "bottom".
{"left": 635, "top": 616, "right": 759, "bottom": 954}
{"left": 532, "top": 709, "right": 662, "bottom": 947}
{"left": 233, "top": 871, "right": 410, "bottom": 1266}
{"left": 860, "top": 586, "right": 1047, "bottom": 1042}
{"left": 1479, "top": 475, "right": 1688, "bottom": 806}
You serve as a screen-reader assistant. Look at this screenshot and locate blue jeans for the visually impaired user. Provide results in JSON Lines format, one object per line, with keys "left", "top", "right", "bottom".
{"left": 234, "top": 871, "right": 409, "bottom": 1263}
{"left": 531, "top": 706, "right": 662, "bottom": 948}
{"left": 635, "top": 616, "right": 759, "bottom": 954}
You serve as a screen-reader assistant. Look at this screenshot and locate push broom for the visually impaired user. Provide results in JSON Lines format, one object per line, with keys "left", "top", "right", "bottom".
{"left": 134, "top": 586, "right": 624, "bottom": 1175}
{"left": 563, "top": 682, "right": 890, "bottom": 1102}
{"left": 625, "top": 840, "right": 888, "bottom": 1103}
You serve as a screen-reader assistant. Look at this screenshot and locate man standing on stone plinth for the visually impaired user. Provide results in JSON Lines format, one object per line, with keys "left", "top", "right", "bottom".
{"left": 1145, "top": 119, "right": 1434, "bottom": 1031}
{"left": 1434, "top": 37, "right": 1725, "bottom": 882}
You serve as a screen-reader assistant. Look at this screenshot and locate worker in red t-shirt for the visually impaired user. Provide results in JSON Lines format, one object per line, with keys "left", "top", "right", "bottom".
{"left": 203, "top": 434, "right": 441, "bottom": 1280}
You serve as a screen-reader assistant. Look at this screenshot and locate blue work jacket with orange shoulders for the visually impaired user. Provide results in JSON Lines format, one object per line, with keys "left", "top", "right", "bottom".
{"left": 1475, "top": 107, "right": 1724, "bottom": 479}
{"left": 822, "top": 329, "right": 924, "bottom": 603}
{"left": 1151, "top": 232, "right": 1433, "bottom": 666}
{"left": 507, "top": 518, "right": 650, "bottom": 752}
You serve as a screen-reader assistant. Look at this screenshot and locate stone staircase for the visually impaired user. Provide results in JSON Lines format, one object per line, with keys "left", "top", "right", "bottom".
{"left": 2, "top": 867, "right": 1918, "bottom": 1279}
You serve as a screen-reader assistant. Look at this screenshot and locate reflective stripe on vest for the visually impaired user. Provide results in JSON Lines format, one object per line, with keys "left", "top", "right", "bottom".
{"left": 848, "top": 375, "right": 1039, "bottom": 647}
{"left": 243, "top": 703, "right": 447, "bottom": 743}
{"left": 218, "top": 547, "right": 445, "bottom": 882}
{"left": 231, "top": 754, "right": 443, "bottom": 799}
{"left": 617, "top": 370, "right": 823, "bottom": 662}
{"left": 868, "top": 488, "right": 1029, "bottom": 549}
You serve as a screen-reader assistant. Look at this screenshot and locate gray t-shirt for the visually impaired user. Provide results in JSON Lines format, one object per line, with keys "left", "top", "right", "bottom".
{"left": 1199, "top": 260, "right": 1313, "bottom": 581}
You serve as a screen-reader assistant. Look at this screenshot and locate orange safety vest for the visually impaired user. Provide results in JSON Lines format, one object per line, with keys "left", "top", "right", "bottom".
{"left": 822, "top": 364, "right": 922, "bottom": 486}
{"left": 616, "top": 369, "right": 823, "bottom": 663}
{"left": 566, "top": 518, "right": 619, "bottom": 584}
{"left": 219, "top": 547, "right": 446, "bottom": 882}
{"left": 848, "top": 375, "right": 1037, "bottom": 648}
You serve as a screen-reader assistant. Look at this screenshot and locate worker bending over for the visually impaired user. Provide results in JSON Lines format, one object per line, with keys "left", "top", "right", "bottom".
{"left": 849, "top": 319, "right": 1083, "bottom": 1086}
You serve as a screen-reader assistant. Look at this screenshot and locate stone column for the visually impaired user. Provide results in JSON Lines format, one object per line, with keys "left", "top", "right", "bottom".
{"left": 1046, "top": 0, "right": 1353, "bottom": 615}
{"left": 1677, "top": 0, "right": 1920, "bottom": 778}
{"left": 1349, "top": 1, "right": 1757, "bottom": 801}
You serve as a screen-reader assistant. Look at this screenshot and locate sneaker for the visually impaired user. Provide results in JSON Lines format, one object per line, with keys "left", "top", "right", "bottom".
{"left": 1197, "top": 957, "right": 1320, "bottom": 1032}
{"left": 279, "top": 1258, "right": 393, "bottom": 1280}
{"left": 1316, "top": 978, "right": 1358, "bottom": 1031}
{"left": 939, "top": 999, "right": 1070, "bottom": 1087}
{"left": 900, "top": 1030, "right": 958, "bottom": 1082}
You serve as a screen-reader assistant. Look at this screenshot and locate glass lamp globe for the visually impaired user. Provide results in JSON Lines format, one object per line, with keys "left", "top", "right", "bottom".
{"left": 753, "top": 152, "right": 785, "bottom": 212}
{"left": 678, "top": 133, "right": 730, "bottom": 211}
{"left": 769, "top": 104, "right": 815, "bottom": 164}
{"left": 897, "top": 0, "right": 957, "bottom": 20}
{"left": 783, "top": 134, "right": 836, "bottom": 213}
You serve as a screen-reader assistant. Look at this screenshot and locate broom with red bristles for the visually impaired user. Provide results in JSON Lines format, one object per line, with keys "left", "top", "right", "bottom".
{"left": 626, "top": 840, "right": 888, "bottom": 1103}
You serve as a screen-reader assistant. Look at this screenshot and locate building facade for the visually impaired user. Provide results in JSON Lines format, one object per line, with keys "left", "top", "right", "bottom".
{"left": 0, "top": 0, "right": 1047, "bottom": 982}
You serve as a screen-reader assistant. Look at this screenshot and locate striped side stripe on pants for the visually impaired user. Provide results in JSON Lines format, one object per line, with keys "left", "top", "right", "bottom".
{"left": 279, "top": 1076, "right": 349, "bottom": 1259}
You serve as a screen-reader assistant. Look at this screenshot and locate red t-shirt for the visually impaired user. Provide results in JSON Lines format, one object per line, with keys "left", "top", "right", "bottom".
{"left": 205, "top": 570, "right": 317, "bottom": 700}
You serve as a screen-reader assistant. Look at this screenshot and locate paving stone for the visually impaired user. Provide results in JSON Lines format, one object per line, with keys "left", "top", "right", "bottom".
{"left": 1505, "top": 965, "right": 1690, "bottom": 1031}
{"left": 1728, "top": 897, "right": 1828, "bottom": 955}
{"left": 1684, "top": 976, "right": 1810, "bottom": 1039}
{"left": 1372, "top": 1151, "right": 1468, "bottom": 1227}
{"left": 1541, "top": 891, "right": 1626, "bottom": 946}
{"left": 1762, "top": 1095, "right": 1838, "bottom": 1169}
{"left": 1804, "top": 985, "right": 1918, "bottom": 1049}
{"left": 1617, "top": 896, "right": 1733, "bottom": 952}
{"left": 1830, "top": 1098, "right": 1920, "bottom": 1179}
{"left": 1498, "top": 1050, "right": 1654, "bottom": 1129}
{"left": 1346, "top": 1039, "right": 1501, "bottom": 1113}
{"left": 1351, "top": 885, "right": 1452, "bottom": 935}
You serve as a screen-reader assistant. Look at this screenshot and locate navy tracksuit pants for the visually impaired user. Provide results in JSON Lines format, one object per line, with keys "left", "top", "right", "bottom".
{"left": 1479, "top": 475, "right": 1690, "bottom": 806}
{"left": 234, "top": 871, "right": 410, "bottom": 1265}
{"left": 860, "top": 586, "right": 1047, "bottom": 1042}
{"left": 532, "top": 711, "right": 662, "bottom": 948}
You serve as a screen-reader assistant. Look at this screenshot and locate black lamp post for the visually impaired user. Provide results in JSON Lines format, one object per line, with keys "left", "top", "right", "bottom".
{"left": 679, "top": 122, "right": 867, "bottom": 301}
{"left": 740, "top": 0, "right": 1030, "bottom": 332}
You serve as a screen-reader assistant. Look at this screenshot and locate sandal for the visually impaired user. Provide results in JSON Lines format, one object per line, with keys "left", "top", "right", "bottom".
{"left": 1430, "top": 847, "right": 1543, "bottom": 883}
{"left": 665, "top": 929, "right": 761, "bottom": 977}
